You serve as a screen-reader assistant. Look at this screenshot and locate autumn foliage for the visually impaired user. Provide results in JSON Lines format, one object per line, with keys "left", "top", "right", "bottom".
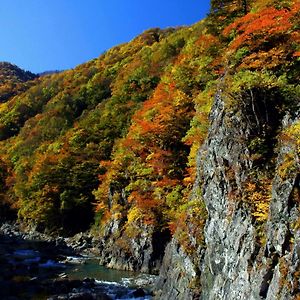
{"left": 223, "top": 1, "right": 300, "bottom": 71}
{"left": 0, "top": 0, "right": 299, "bottom": 244}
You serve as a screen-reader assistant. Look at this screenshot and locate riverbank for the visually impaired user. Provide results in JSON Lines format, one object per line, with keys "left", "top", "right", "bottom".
{"left": 0, "top": 222, "right": 156, "bottom": 299}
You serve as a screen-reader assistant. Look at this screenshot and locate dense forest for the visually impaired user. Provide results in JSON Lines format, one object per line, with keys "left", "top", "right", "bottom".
{"left": 0, "top": 0, "right": 299, "bottom": 298}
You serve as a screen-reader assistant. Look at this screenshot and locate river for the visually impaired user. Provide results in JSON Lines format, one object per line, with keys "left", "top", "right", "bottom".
{"left": 0, "top": 225, "right": 155, "bottom": 300}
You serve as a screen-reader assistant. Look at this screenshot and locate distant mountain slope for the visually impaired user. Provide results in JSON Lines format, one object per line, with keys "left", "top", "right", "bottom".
{"left": 38, "top": 70, "right": 62, "bottom": 77}
{"left": 0, "top": 62, "right": 36, "bottom": 83}
{"left": 0, "top": 62, "right": 38, "bottom": 103}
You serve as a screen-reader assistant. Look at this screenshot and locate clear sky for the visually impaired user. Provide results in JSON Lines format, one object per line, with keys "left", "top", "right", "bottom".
{"left": 0, "top": 0, "right": 211, "bottom": 73}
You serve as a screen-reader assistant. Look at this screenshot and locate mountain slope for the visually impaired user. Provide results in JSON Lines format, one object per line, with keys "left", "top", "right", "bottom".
{"left": 0, "top": 62, "right": 36, "bottom": 83}
{"left": 0, "top": 62, "right": 37, "bottom": 103}
{"left": 0, "top": 27, "right": 195, "bottom": 234}
{"left": 0, "top": 0, "right": 299, "bottom": 298}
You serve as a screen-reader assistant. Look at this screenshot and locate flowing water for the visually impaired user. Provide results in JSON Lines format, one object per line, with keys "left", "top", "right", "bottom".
{"left": 0, "top": 232, "right": 155, "bottom": 299}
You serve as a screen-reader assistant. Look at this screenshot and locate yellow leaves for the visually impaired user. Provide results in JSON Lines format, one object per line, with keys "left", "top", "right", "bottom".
{"left": 124, "top": 207, "right": 145, "bottom": 238}
{"left": 285, "top": 121, "right": 300, "bottom": 152}
{"left": 182, "top": 89, "right": 213, "bottom": 181}
{"left": 127, "top": 206, "right": 141, "bottom": 224}
{"left": 244, "top": 177, "right": 272, "bottom": 223}
{"left": 228, "top": 70, "right": 287, "bottom": 96}
{"left": 245, "top": 182, "right": 256, "bottom": 193}
{"left": 251, "top": 0, "right": 278, "bottom": 11}
{"left": 251, "top": 195, "right": 271, "bottom": 222}
{"left": 278, "top": 121, "right": 300, "bottom": 180}
{"left": 183, "top": 175, "right": 193, "bottom": 185}
{"left": 111, "top": 203, "right": 123, "bottom": 219}
{"left": 278, "top": 152, "right": 297, "bottom": 179}
{"left": 174, "top": 197, "right": 207, "bottom": 252}
{"left": 0, "top": 102, "right": 8, "bottom": 114}
{"left": 96, "top": 201, "right": 106, "bottom": 212}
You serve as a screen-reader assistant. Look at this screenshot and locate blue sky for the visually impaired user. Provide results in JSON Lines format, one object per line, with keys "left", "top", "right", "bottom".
{"left": 0, "top": 0, "right": 210, "bottom": 73}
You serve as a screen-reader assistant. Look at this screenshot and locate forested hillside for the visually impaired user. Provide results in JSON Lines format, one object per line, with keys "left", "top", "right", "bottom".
{"left": 0, "top": 0, "right": 299, "bottom": 298}
{"left": 0, "top": 62, "right": 37, "bottom": 103}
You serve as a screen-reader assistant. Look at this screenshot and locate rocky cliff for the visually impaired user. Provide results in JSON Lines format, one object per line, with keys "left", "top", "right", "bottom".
{"left": 93, "top": 217, "right": 170, "bottom": 274}
{"left": 155, "top": 84, "right": 300, "bottom": 299}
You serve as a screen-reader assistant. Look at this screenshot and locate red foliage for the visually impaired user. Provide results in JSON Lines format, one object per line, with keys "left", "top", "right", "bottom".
{"left": 153, "top": 177, "right": 178, "bottom": 188}
{"left": 128, "top": 191, "right": 159, "bottom": 210}
{"left": 195, "top": 34, "right": 219, "bottom": 49}
{"left": 223, "top": 4, "right": 299, "bottom": 50}
{"left": 294, "top": 51, "right": 300, "bottom": 57}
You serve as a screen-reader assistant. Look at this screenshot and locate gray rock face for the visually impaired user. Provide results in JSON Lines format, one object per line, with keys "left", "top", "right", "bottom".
{"left": 199, "top": 91, "right": 256, "bottom": 300}
{"left": 155, "top": 89, "right": 300, "bottom": 299}
{"left": 155, "top": 238, "right": 200, "bottom": 300}
{"left": 95, "top": 217, "right": 170, "bottom": 274}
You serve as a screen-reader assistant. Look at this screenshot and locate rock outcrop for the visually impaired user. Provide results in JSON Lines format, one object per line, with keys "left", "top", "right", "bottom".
{"left": 155, "top": 86, "right": 300, "bottom": 299}
{"left": 155, "top": 238, "right": 201, "bottom": 300}
{"left": 95, "top": 217, "right": 170, "bottom": 274}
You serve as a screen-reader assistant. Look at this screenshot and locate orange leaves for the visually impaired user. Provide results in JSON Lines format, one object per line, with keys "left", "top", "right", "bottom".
{"left": 153, "top": 176, "right": 178, "bottom": 188}
{"left": 291, "top": 1, "right": 300, "bottom": 14}
{"left": 130, "top": 82, "right": 190, "bottom": 148}
{"left": 94, "top": 80, "right": 194, "bottom": 228}
{"left": 195, "top": 34, "right": 219, "bottom": 51}
{"left": 223, "top": 3, "right": 300, "bottom": 71}
{"left": 128, "top": 191, "right": 159, "bottom": 210}
{"left": 28, "top": 152, "right": 59, "bottom": 183}
{"left": 132, "top": 118, "right": 164, "bottom": 141}
{"left": 132, "top": 83, "right": 172, "bottom": 118}
{"left": 240, "top": 47, "right": 286, "bottom": 70}
{"left": 146, "top": 149, "right": 171, "bottom": 175}
{"left": 224, "top": 6, "right": 294, "bottom": 50}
